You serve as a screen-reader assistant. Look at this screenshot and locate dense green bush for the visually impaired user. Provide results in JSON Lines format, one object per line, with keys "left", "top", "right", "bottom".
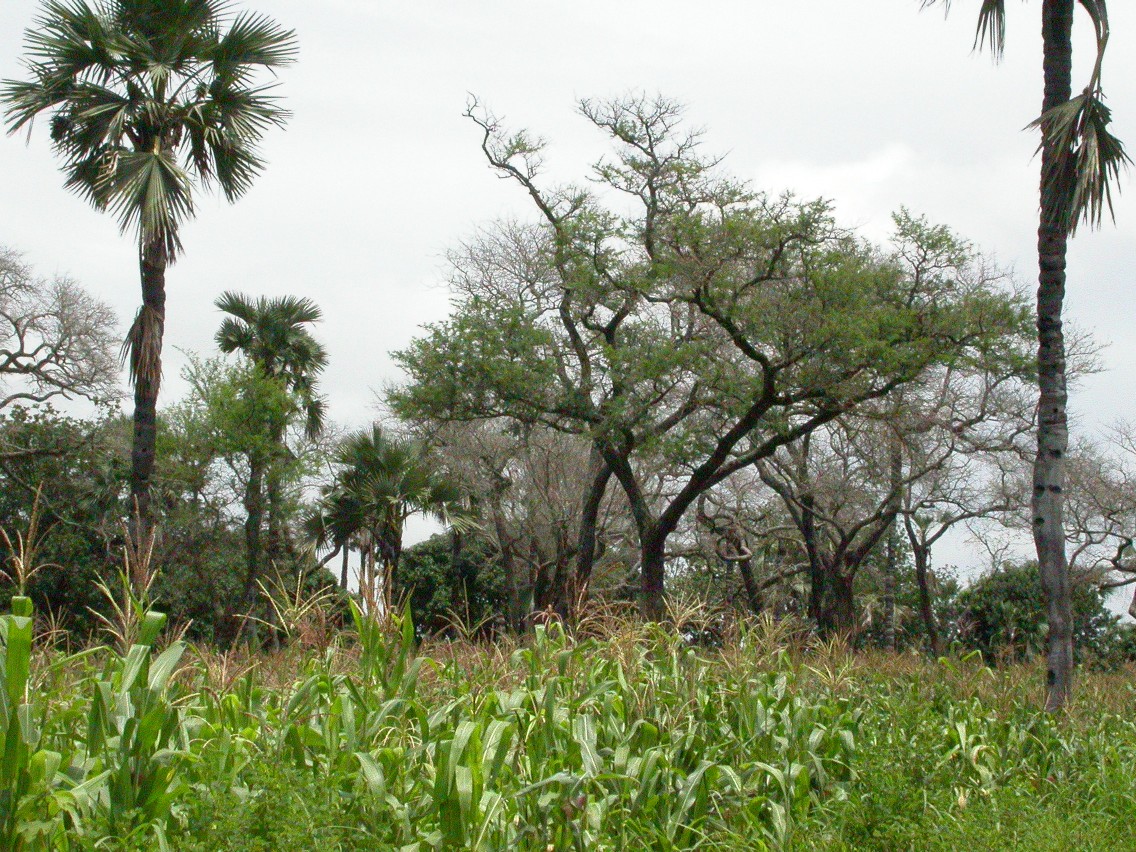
{"left": 955, "top": 560, "right": 1135, "bottom": 666}
{"left": 398, "top": 533, "right": 509, "bottom": 635}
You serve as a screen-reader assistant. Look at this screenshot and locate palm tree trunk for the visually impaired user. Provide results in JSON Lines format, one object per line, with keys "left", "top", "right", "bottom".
{"left": 1035, "top": 0, "right": 1075, "bottom": 712}
{"left": 264, "top": 425, "right": 288, "bottom": 576}
{"left": 129, "top": 239, "right": 166, "bottom": 532}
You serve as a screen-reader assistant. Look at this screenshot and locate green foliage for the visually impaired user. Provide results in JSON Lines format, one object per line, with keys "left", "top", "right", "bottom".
{"left": 398, "top": 533, "right": 509, "bottom": 635}
{"left": 0, "top": 370, "right": 320, "bottom": 643}
{"left": 955, "top": 560, "right": 1132, "bottom": 666}
{"left": 4, "top": 595, "right": 1136, "bottom": 849}
{"left": 393, "top": 98, "right": 1034, "bottom": 621}
{"left": 805, "top": 659, "right": 1136, "bottom": 851}
{"left": 0, "top": 407, "right": 126, "bottom": 635}
{"left": 0, "top": 597, "right": 186, "bottom": 850}
{"left": 214, "top": 292, "right": 328, "bottom": 440}
{"left": 2, "top": 0, "right": 297, "bottom": 255}
{"left": 307, "top": 426, "right": 467, "bottom": 602}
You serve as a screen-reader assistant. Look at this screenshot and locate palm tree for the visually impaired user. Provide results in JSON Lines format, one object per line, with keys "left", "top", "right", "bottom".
{"left": 922, "top": 0, "right": 1129, "bottom": 710}
{"left": 214, "top": 292, "right": 327, "bottom": 626}
{"left": 2, "top": 0, "right": 297, "bottom": 530}
{"left": 302, "top": 486, "right": 364, "bottom": 589}
{"left": 215, "top": 292, "right": 328, "bottom": 437}
{"left": 318, "top": 425, "right": 465, "bottom": 613}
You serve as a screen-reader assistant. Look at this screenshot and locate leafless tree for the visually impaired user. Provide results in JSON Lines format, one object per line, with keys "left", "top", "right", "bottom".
{"left": 0, "top": 247, "right": 119, "bottom": 417}
{"left": 1056, "top": 427, "right": 1136, "bottom": 618}
{"left": 0, "top": 248, "right": 120, "bottom": 479}
{"left": 418, "top": 419, "right": 627, "bottom": 628}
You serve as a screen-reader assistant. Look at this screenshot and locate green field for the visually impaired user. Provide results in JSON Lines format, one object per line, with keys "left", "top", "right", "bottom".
{"left": 3, "top": 599, "right": 1135, "bottom": 851}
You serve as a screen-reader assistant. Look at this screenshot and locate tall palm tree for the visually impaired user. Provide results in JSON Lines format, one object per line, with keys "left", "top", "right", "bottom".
{"left": 922, "top": 0, "right": 1129, "bottom": 710}
{"left": 2, "top": 0, "right": 297, "bottom": 530}
{"left": 214, "top": 292, "right": 327, "bottom": 624}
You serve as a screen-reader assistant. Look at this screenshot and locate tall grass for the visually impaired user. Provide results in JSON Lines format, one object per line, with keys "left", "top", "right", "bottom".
{"left": 1, "top": 595, "right": 1134, "bottom": 849}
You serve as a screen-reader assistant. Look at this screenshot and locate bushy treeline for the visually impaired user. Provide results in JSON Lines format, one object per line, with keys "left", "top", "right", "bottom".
{"left": 4, "top": 97, "right": 1136, "bottom": 666}
{"left": 2, "top": 399, "right": 1134, "bottom": 666}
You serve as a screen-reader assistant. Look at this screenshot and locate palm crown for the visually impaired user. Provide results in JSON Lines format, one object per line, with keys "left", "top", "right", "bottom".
{"left": 335, "top": 425, "right": 463, "bottom": 534}
{"left": 309, "top": 426, "right": 465, "bottom": 577}
{"left": 921, "top": 0, "right": 1129, "bottom": 235}
{"left": 215, "top": 291, "right": 328, "bottom": 440}
{"left": 2, "top": 0, "right": 297, "bottom": 256}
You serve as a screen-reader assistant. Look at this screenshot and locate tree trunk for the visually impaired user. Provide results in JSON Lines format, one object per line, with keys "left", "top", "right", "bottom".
{"left": 800, "top": 494, "right": 825, "bottom": 626}
{"left": 531, "top": 538, "right": 555, "bottom": 612}
{"left": 129, "top": 239, "right": 166, "bottom": 533}
{"left": 550, "top": 551, "right": 573, "bottom": 620}
{"left": 818, "top": 567, "right": 856, "bottom": 638}
{"left": 340, "top": 543, "right": 350, "bottom": 589}
{"left": 882, "top": 444, "right": 903, "bottom": 652}
{"left": 640, "top": 532, "right": 667, "bottom": 621}
{"left": 218, "top": 450, "right": 266, "bottom": 644}
{"left": 572, "top": 450, "right": 611, "bottom": 607}
{"left": 735, "top": 550, "right": 763, "bottom": 617}
{"left": 912, "top": 541, "right": 942, "bottom": 657}
{"left": 882, "top": 531, "right": 898, "bottom": 653}
{"left": 489, "top": 497, "right": 529, "bottom": 631}
{"left": 1035, "top": 0, "right": 1075, "bottom": 712}
{"left": 264, "top": 446, "right": 286, "bottom": 578}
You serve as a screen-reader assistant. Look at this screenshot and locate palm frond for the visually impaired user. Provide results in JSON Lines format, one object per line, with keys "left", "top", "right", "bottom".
{"left": 918, "top": 0, "right": 1005, "bottom": 58}
{"left": 214, "top": 289, "right": 259, "bottom": 322}
{"left": 122, "top": 302, "right": 163, "bottom": 391}
{"left": 1030, "top": 89, "right": 1132, "bottom": 235}
{"left": 1077, "top": 0, "right": 1111, "bottom": 91}
{"left": 3, "top": 0, "right": 295, "bottom": 248}
{"left": 208, "top": 9, "right": 298, "bottom": 74}
{"left": 99, "top": 148, "right": 194, "bottom": 253}
{"left": 974, "top": 0, "right": 1006, "bottom": 58}
{"left": 304, "top": 394, "right": 327, "bottom": 441}
{"left": 215, "top": 315, "right": 255, "bottom": 353}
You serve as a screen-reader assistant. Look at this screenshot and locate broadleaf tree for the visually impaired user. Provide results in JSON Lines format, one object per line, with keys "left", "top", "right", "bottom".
{"left": 394, "top": 95, "right": 1032, "bottom": 623}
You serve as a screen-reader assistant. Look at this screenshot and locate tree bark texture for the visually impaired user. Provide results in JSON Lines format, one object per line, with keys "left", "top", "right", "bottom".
{"left": 572, "top": 449, "right": 612, "bottom": 606}
{"left": 264, "top": 425, "right": 290, "bottom": 578}
{"left": 1035, "top": 0, "right": 1075, "bottom": 712}
{"left": 883, "top": 533, "right": 898, "bottom": 653}
{"left": 734, "top": 550, "right": 763, "bottom": 618}
{"left": 818, "top": 568, "right": 856, "bottom": 638}
{"left": 882, "top": 444, "right": 903, "bottom": 652}
{"left": 219, "top": 452, "right": 267, "bottom": 645}
{"left": 640, "top": 533, "right": 667, "bottom": 622}
{"left": 906, "top": 521, "right": 943, "bottom": 658}
{"left": 129, "top": 239, "right": 166, "bottom": 531}
{"left": 487, "top": 494, "right": 531, "bottom": 631}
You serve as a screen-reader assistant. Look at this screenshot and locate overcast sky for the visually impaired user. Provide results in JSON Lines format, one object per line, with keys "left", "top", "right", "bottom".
{"left": 2, "top": 1, "right": 1135, "bottom": 574}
